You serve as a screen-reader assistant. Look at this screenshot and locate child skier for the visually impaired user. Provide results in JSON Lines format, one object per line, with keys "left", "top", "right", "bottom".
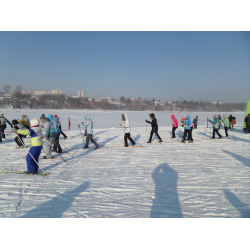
{"left": 47, "top": 114, "right": 62, "bottom": 154}
{"left": 171, "top": 114, "right": 178, "bottom": 138}
{"left": 0, "top": 113, "right": 13, "bottom": 142}
{"left": 11, "top": 119, "right": 43, "bottom": 174}
{"left": 181, "top": 114, "right": 193, "bottom": 143}
{"left": 18, "top": 115, "right": 30, "bottom": 129}
{"left": 209, "top": 115, "right": 222, "bottom": 139}
{"left": 40, "top": 114, "right": 56, "bottom": 159}
{"left": 119, "top": 114, "right": 135, "bottom": 147}
{"left": 54, "top": 115, "right": 67, "bottom": 139}
{"left": 81, "top": 115, "right": 99, "bottom": 149}
{"left": 146, "top": 113, "right": 162, "bottom": 143}
{"left": 193, "top": 116, "right": 198, "bottom": 129}
{"left": 12, "top": 119, "right": 27, "bottom": 148}
{"left": 219, "top": 115, "right": 229, "bottom": 137}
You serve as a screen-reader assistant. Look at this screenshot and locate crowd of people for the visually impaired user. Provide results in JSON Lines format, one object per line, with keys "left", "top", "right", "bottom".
{"left": 0, "top": 111, "right": 247, "bottom": 175}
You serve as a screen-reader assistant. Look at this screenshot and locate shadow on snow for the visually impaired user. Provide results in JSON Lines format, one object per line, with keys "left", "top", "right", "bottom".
{"left": 21, "top": 182, "right": 90, "bottom": 218}
{"left": 222, "top": 150, "right": 250, "bottom": 168}
{"left": 150, "top": 163, "right": 183, "bottom": 218}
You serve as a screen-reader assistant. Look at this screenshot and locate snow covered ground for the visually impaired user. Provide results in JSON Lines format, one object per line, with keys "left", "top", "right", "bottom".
{"left": 0, "top": 109, "right": 249, "bottom": 218}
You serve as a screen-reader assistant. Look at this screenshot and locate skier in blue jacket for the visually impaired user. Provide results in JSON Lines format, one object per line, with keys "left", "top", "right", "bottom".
{"left": 209, "top": 115, "right": 222, "bottom": 139}
{"left": 80, "top": 115, "right": 99, "bottom": 149}
{"left": 181, "top": 114, "right": 193, "bottom": 143}
{"left": 47, "top": 114, "right": 62, "bottom": 153}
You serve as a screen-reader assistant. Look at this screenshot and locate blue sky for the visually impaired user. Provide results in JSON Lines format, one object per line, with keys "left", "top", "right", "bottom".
{"left": 0, "top": 31, "right": 249, "bottom": 103}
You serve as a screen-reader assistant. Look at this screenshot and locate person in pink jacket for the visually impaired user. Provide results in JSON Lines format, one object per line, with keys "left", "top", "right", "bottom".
{"left": 171, "top": 114, "right": 178, "bottom": 138}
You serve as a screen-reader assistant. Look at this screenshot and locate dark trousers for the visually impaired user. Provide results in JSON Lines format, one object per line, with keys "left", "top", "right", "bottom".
{"left": 212, "top": 129, "right": 222, "bottom": 138}
{"left": 85, "top": 134, "right": 98, "bottom": 147}
{"left": 53, "top": 133, "right": 62, "bottom": 153}
{"left": 15, "top": 134, "right": 26, "bottom": 147}
{"left": 183, "top": 129, "right": 193, "bottom": 141}
{"left": 172, "top": 127, "right": 177, "bottom": 138}
{"left": 124, "top": 133, "right": 135, "bottom": 147}
{"left": 149, "top": 130, "right": 162, "bottom": 141}
{"left": 0, "top": 125, "right": 6, "bottom": 142}
{"left": 225, "top": 127, "right": 229, "bottom": 137}
{"left": 59, "top": 126, "right": 67, "bottom": 139}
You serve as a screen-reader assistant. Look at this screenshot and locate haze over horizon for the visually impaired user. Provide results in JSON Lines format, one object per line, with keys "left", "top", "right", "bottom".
{"left": 0, "top": 31, "right": 249, "bottom": 103}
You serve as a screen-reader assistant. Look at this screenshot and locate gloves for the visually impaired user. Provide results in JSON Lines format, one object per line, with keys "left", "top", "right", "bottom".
{"left": 11, "top": 128, "right": 17, "bottom": 133}
{"left": 11, "top": 125, "right": 13, "bottom": 128}
{"left": 82, "top": 122, "right": 84, "bottom": 124}
{"left": 145, "top": 120, "right": 148, "bottom": 123}
{"left": 209, "top": 119, "right": 211, "bottom": 122}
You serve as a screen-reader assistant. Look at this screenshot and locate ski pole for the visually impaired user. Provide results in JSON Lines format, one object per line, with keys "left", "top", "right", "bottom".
{"left": 201, "top": 126, "right": 208, "bottom": 139}
{"left": 119, "top": 124, "right": 142, "bottom": 147}
{"left": 0, "top": 131, "right": 12, "bottom": 141}
{"left": 78, "top": 124, "right": 85, "bottom": 143}
{"left": 17, "top": 134, "right": 47, "bottom": 177}
{"left": 46, "top": 139, "right": 66, "bottom": 162}
{"left": 58, "top": 141, "right": 73, "bottom": 157}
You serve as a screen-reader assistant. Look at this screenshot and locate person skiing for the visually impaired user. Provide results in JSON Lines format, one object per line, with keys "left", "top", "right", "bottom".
{"left": 209, "top": 115, "right": 222, "bottom": 139}
{"left": 219, "top": 115, "right": 229, "bottom": 137}
{"left": 81, "top": 115, "right": 99, "bottom": 149}
{"left": 40, "top": 114, "right": 56, "bottom": 159}
{"left": 171, "top": 114, "right": 178, "bottom": 138}
{"left": 146, "top": 113, "right": 162, "bottom": 143}
{"left": 18, "top": 115, "right": 30, "bottom": 129}
{"left": 54, "top": 114, "right": 67, "bottom": 139}
{"left": 218, "top": 115, "right": 222, "bottom": 129}
{"left": 181, "top": 114, "right": 193, "bottom": 143}
{"left": 230, "top": 116, "right": 236, "bottom": 130}
{"left": 244, "top": 114, "right": 250, "bottom": 134}
{"left": 0, "top": 113, "right": 13, "bottom": 142}
{"left": 228, "top": 115, "right": 233, "bottom": 129}
{"left": 47, "top": 114, "right": 62, "bottom": 154}
{"left": 11, "top": 119, "right": 43, "bottom": 174}
{"left": 12, "top": 119, "right": 27, "bottom": 148}
{"left": 193, "top": 116, "right": 198, "bottom": 129}
{"left": 119, "top": 114, "right": 135, "bottom": 147}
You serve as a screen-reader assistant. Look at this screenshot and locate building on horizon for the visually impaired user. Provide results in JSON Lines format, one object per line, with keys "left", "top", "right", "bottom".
{"left": 33, "top": 89, "right": 63, "bottom": 96}
{"left": 78, "top": 89, "right": 85, "bottom": 98}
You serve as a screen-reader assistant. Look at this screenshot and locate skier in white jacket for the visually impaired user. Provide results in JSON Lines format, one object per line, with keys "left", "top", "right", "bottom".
{"left": 120, "top": 114, "right": 135, "bottom": 147}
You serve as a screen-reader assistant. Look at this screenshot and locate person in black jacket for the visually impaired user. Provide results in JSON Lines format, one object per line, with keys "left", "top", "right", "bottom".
{"left": 244, "top": 114, "right": 250, "bottom": 134}
{"left": 145, "top": 113, "right": 162, "bottom": 143}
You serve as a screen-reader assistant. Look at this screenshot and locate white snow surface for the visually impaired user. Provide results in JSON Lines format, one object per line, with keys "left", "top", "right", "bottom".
{"left": 0, "top": 108, "right": 249, "bottom": 218}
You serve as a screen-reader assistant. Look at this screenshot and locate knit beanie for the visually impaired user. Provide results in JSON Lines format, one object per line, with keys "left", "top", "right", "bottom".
{"left": 30, "top": 119, "right": 40, "bottom": 127}
{"left": 40, "top": 114, "right": 46, "bottom": 119}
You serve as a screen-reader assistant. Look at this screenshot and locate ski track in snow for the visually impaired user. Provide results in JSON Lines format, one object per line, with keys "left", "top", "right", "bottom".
{"left": 0, "top": 109, "right": 249, "bottom": 218}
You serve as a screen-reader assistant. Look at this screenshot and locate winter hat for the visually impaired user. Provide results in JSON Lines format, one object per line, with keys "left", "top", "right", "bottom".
{"left": 0, "top": 113, "right": 4, "bottom": 117}
{"left": 54, "top": 114, "right": 57, "bottom": 117}
{"left": 47, "top": 114, "right": 54, "bottom": 121}
{"left": 12, "top": 119, "right": 18, "bottom": 125}
{"left": 40, "top": 114, "right": 46, "bottom": 120}
{"left": 171, "top": 115, "right": 175, "bottom": 119}
{"left": 122, "top": 114, "right": 126, "bottom": 121}
{"left": 22, "top": 115, "right": 25, "bottom": 118}
{"left": 30, "top": 119, "right": 40, "bottom": 127}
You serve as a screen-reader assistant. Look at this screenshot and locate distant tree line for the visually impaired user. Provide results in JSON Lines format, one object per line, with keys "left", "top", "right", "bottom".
{"left": 0, "top": 85, "right": 246, "bottom": 112}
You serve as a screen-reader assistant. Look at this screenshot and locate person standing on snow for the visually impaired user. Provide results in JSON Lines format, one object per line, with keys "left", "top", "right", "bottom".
{"left": 146, "top": 113, "right": 162, "bottom": 143}
{"left": 181, "top": 114, "right": 193, "bottom": 143}
{"left": 53, "top": 115, "right": 67, "bottom": 139}
{"left": 40, "top": 114, "right": 56, "bottom": 159}
{"left": 209, "top": 115, "right": 222, "bottom": 139}
{"left": 244, "top": 114, "right": 250, "bottom": 134}
{"left": 47, "top": 114, "right": 62, "bottom": 154}
{"left": 171, "top": 114, "right": 178, "bottom": 138}
{"left": 11, "top": 119, "right": 43, "bottom": 174}
{"left": 18, "top": 115, "right": 30, "bottom": 129}
{"left": 12, "top": 119, "right": 27, "bottom": 148}
{"left": 0, "top": 113, "right": 13, "bottom": 142}
{"left": 219, "top": 115, "right": 229, "bottom": 137}
{"left": 119, "top": 114, "right": 135, "bottom": 147}
{"left": 81, "top": 115, "right": 99, "bottom": 149}
{"left": 193, "top": 116, "right": 198, "bottom": 129}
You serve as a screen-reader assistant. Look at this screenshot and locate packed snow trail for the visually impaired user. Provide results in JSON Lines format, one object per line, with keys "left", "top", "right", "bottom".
{"left": 0, "top": 109, "right": 249, "bottom": 217}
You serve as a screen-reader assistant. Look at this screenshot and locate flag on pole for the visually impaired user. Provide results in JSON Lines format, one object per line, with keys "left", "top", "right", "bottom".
{"left": 68, "top": 116, "right": 71, "bottom": 130}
